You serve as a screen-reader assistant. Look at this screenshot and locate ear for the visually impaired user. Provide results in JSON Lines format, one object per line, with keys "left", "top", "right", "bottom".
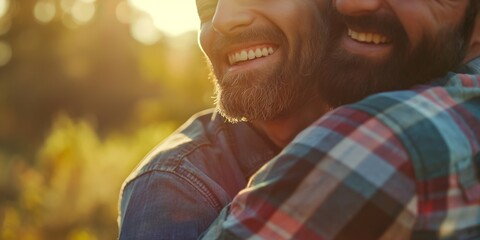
{"left": 464, "top": 12, "right": 480, "bottom": 62}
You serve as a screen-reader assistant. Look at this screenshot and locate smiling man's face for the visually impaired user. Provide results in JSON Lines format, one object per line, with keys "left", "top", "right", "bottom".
{"left": 197, "top": 0, "right": 327, "bottom": 122}
{"left": 319, "top": 0, "right": 477, "bottom": 107}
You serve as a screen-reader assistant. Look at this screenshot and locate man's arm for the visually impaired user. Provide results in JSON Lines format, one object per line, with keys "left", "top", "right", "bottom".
{"left": 119, "top": 171, "right": 220, "bottom": 240}
{"left": 202, "top": 107, "right": 417, "bottom": 239}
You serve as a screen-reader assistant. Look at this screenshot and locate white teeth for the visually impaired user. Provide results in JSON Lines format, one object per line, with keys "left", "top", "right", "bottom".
{"left": 240, "top": 51, "right": 248, "bottom": 61}
{"left": 358, "top": 33, "right": 366, "bottom": 42}
{"left": 373, "top": 34, "right": 381, "bottom": 44}
{"left": 255, "top": 49, "right": 262, "bottom": 58}
{"left": 348, "top": 29, "right": 389, "bottom": 44}
{"left": 262, "top": 48, "right": 268, "bottom": 56}
{"left": 248, "top": 50, "right": 255, "bottom": 60}
{"left": 365, "top": 33, "right": 373, "bottom": 42}
{"left": 229, "top": 46, "right": 276, "bottom": 65}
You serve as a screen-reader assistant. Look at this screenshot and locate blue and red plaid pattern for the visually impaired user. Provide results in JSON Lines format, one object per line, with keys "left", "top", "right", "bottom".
{"left": 201, "top": 58, "right": 480, "bottom": 239}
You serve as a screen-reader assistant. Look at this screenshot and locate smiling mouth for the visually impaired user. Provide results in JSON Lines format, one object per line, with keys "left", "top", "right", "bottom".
{"left": 348, "top": 28, "right": 391, "bottom": 44}
{"left": 228, "top": 46, "right": 276, "bottom": 65}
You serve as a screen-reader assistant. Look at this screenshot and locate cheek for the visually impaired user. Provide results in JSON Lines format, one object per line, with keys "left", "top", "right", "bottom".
{"left": 198, "top": 25, "right": 213, "bottom": 56}
{"left": 401, "top": 20, "right": 425, "bottom": 48}
{"left": 270, "top": 9, "right": 322, "bottom": 52}
{"left": 262, "top": 1, "right": 319, "bottom": 34}
{"left": 388, "top": 4, "right": 428, "bottom": 46}
{"left": 388, "top": 0, "right": 468, "bottom": 48}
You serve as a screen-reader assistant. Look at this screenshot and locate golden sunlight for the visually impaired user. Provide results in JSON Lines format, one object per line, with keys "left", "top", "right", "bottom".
{"left": 0, "top": 41, "right": 11, "bottom": 66}
{"left": 128, "top": 0, "right": 200, "bottom": 37}
{"left": 34, "top": 0, "right": 56, "bottom": 24}
{"left": 0, "top": 0, "right": 9, "bottom": 19}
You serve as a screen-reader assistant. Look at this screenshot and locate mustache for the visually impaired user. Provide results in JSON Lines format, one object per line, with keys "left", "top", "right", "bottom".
{"left": 334, "top": 10, "right": 408, "bottom": 42}
{"left": 210, "top": 26, "right": 285, "bottom": 59}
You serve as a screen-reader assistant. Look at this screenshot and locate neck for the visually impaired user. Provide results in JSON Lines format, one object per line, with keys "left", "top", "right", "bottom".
{"left": 251, "top": 97, "right": 329, "bottom": 148}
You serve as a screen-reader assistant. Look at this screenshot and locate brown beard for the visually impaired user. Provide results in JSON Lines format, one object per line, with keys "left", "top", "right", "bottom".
{"left": 209, "top": 23, "right": 327, "bottom": 122}
{"left": 316, "top": 2, "right": 474, "bottom": 108}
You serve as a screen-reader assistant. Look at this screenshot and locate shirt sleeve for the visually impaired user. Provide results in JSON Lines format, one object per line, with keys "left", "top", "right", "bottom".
{"left": 201, "top": 107, "right": 418, "bottom": 239}
{"left": 118, "top": 171, "right": 219, "bottom": 240}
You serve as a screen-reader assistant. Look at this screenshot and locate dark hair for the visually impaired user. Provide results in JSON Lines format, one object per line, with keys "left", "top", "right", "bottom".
{"left": 473, "top": 0, "right": 480, "bottom": 11}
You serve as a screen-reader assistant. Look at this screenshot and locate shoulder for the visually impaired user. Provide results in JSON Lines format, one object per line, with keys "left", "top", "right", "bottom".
{"left": 297, "top": 79, "right": 478, "bottom": 179}
{"left": 312, "top": 82, "right": 469, "bottom": 149}
{"left": 123, "top": 109, "right": 233, "bottom": 187}
{"left": 118, "top": 110, "right": 244, "bottom": 239}
{"left": 284, "top": 85, "right": 457, "bottom": 181}
{"left": 350, "top": 71, "right": 480, "bottom": 122}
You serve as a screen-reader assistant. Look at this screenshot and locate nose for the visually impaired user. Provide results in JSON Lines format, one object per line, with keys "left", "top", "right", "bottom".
{"left": 212, "top": 0, "right": 254, "bottom": 36}
{"left": 334, "top": 0, "right": 383, "bottom": 16}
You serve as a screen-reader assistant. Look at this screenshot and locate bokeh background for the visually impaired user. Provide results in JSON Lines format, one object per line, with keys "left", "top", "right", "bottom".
{"left": 0, "top": 0, "right": 214, "bottom": 239}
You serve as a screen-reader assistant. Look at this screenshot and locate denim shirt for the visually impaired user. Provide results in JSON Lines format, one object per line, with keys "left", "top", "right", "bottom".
{"left": 118, "top": 109, "right": 278, "bottom": 239}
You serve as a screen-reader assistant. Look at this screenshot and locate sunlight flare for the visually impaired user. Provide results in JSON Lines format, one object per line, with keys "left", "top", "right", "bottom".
{"left": 128, "top": 0, "right": 199, "bottom": 36}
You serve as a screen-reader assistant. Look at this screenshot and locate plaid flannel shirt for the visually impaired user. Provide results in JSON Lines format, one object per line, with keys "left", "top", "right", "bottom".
{"left": 202, "top": 58, "right": 480, "bottom": 240}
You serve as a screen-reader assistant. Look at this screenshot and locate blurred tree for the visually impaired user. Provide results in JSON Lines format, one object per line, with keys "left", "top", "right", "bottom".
{"left": 0, "top": 0, "right": 213, "bottom": 239}
{"left": 1, "top": 0, "right": 152, "bottom": 156}
{"left": 0, "top": 0, "right": 212, "bottom": 157}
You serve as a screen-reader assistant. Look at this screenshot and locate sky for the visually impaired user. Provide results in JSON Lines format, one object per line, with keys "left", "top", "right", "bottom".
{"left": 128, "top": 0, "right": 200, "bottom": 36}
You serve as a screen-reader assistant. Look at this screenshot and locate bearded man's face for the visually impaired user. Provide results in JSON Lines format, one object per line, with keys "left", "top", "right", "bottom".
{"left": 197, "top": 0, "right": 328, "bottom": 121}
{"left": 319, "top": 0, "right": 477, "bottom": 107}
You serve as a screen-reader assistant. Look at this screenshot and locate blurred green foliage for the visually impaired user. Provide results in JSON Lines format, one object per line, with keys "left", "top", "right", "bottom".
{"left": 0, "top": 0, "right": 213, "bottom": 239}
